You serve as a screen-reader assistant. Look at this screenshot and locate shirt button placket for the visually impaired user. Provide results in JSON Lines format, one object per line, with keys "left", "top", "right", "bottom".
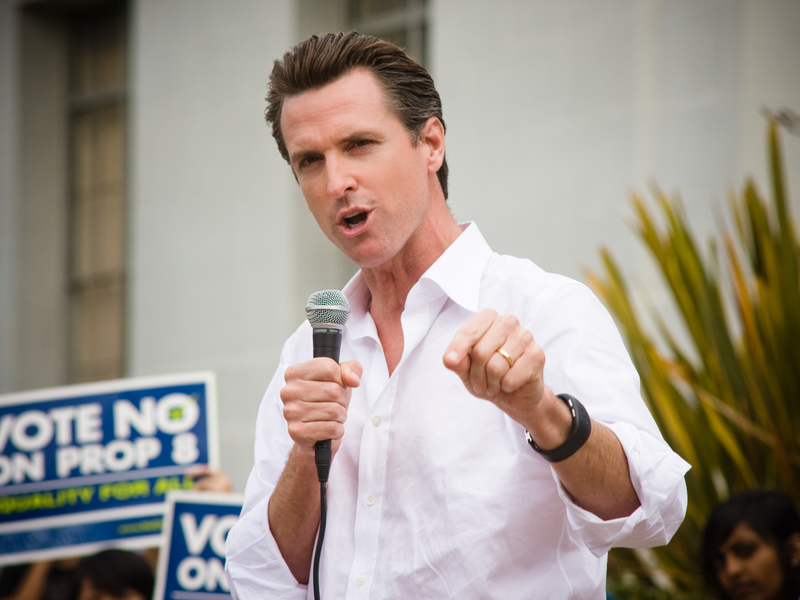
{"left": 350, "top": 362, "right": 395, "bottom": 598}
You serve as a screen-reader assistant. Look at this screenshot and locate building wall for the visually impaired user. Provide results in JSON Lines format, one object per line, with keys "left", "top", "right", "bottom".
{"left": 0, "top": 3, "right": 71, "bottom": 393}
{"left": 432, "top": 0, "right": 800, "bottom": 282}
{"left": 0, "top": 0, "right": 20, "bottom": 393}
{"left": 127, "top": 0, "right": 296, "bottom": 491}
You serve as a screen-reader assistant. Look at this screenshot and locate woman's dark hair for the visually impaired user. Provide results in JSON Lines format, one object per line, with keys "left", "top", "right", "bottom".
{"left": 701, "top": 489, "right": 800, "bottom": 599}
{"left": 266, "top": 31, "right": 449, "bottom": 199}
{"left": 75, "top": 549, "right": 154, "bottom": 600}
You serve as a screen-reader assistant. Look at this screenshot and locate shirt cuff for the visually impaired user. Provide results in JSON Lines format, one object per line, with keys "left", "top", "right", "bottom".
{"left": 225, "top": 495, "right": 309, "bottom": 600}
{"left": 551, "top": 421, "right": 690, "bottom": 556}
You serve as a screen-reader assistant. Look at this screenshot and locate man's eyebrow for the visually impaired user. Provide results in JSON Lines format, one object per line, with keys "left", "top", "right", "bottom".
{"left": 340, "top": 130, "right": 380, "bottom": 143}
{"left": 289, "top": 130, "right": 383, "bottom": 165}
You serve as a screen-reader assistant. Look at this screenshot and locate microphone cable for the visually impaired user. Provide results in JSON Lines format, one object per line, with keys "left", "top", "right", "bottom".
{"left": 313, "top": 439, "right": 331, "bottom": 600}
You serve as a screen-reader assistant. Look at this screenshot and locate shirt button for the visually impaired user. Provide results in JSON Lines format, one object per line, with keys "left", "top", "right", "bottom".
{"left": 366, "top": 494, "right": 376, "bottom": 506}
{"left": 371, "top": 415, "right": 382, "bottom": 427}
{"left": 356, "top": 575, "right": 367, "bottom": 586}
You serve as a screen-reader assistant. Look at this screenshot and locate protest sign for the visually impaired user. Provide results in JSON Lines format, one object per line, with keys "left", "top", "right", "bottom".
{"left": 0, "top": 371, "right": 218, "bottom": 565}
{"left": 154, "top": 491, "right": 242, "bottom": 600}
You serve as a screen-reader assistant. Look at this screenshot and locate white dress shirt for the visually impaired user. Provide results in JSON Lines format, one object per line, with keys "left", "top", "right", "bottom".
{"left": 226, "top": 222, "right": 689, "bottom": 600}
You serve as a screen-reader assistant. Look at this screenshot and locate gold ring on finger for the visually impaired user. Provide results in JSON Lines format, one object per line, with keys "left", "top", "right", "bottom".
{"left": 497, "top": 348, "right": 514, "bottom": 368}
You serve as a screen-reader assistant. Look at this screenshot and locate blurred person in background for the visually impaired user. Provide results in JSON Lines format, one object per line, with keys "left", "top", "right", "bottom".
{"left": 73, "top": 550, "right": 153, "bottom": 600}
{"left": 702, "top": 489, "right": 800, "bottom": 600}
{"left": 186, "top": 465, "right": 233, "bottom": 493}
{"left": 0, "top": 559, "right": 79, "bottom": 600}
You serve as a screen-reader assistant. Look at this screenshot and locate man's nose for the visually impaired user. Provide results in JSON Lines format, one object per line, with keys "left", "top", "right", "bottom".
{"left": 325, "top": 156, "right": 357, "bottom": 198}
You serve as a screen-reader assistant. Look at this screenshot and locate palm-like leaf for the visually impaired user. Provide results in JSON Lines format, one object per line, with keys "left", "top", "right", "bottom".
{"left": 587, "top": 121, "right": 800, "bottom": 596}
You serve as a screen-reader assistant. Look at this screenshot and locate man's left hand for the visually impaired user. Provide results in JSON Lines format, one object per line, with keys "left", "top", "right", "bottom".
{"left": 442, "top": 308, "right": 551, "bottom": 428}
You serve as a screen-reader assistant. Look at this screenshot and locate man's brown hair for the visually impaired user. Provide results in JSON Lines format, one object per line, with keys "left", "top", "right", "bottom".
{"left": 266, "top": 31, "right": 449, "bottom": 199}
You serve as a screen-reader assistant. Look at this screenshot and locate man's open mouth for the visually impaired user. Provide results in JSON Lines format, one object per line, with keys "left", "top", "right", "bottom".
{"left": 344, "top": 211, "right": 368, "bottom": 228}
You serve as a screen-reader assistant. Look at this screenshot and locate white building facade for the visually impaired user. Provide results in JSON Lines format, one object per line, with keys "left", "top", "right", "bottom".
{"left": 1, "top": 0, "right": 798, "bottom": 492}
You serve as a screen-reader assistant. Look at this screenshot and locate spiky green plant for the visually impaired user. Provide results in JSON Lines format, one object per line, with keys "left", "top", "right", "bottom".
{"left": 587, "top": 120, "right": 800, "bottom": 596}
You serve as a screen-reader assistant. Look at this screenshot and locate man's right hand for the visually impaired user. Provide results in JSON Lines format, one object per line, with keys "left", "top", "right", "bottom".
{"left": 279, "top": 357, "right": 363, "bottom": 459}
{"left": 271, "top": 357, "right": 362, "bottom": 583}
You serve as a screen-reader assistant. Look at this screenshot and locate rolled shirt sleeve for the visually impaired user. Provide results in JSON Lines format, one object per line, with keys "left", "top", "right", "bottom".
{"left": 552, "top": 421, "right": 690, "bottom": 556}
{"left": 225, "top": 328, "right": 312, "bottom": 600}
{"left": 526, "top": 280, "right": 690, "bottom": 555}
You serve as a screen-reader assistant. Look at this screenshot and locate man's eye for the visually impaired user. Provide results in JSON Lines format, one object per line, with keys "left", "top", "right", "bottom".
{"left": 300, "top": 155, "right": 321, "bottom": 168}
{"left": 353, "top": 139, "right": 373, "bottom": 148}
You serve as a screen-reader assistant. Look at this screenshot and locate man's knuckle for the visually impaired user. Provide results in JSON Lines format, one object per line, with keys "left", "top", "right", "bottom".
{"left": 323, "top": 403, "right": 343, "bottom": 421}
{"left": 282, "top": 399, "right": 300, "bottom": 419}
{"left": 325, "top": 422, "right": 344, "bottom": 440}
{"left": 486, "top": 361, "right": 504, "bottom": 380}
{"left": 321, "top": 382, "right": 343, "bottom": 401}
{"left": 283, "top": 365, "right": 298, "bottom": 382}
{"left": 279, "top": 383, "right": 292, "bottom": 402}
{"left": 286, "top": 422, "right": 303, "bottom": 440}
{"left": 531, "top": 344, "right": 545, "bottom": 365}
{"left": 499, "top": 313, "right": 518, "bottom": 329}
{"left": 321, "top": 359, "right": 339, "bottom": 377}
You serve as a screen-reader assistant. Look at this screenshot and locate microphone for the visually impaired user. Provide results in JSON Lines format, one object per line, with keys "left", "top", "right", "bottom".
{"left": 306, "top": 290, "right": 349, "bottom": 600}
{"left": 305, "top": 289, "right": 350, "bottom": 482}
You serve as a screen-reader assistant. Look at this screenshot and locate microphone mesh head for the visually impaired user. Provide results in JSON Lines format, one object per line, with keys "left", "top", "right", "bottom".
{"left": 306, "top": 290, "right": 350, "bottom": 326}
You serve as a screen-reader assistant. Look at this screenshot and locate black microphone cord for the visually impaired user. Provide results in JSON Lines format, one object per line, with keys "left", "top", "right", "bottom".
{"left": 312, "top": 481, "right": 327, "bottom": 600}
{"left": 313, "top": 438, "right": 331, "bottom": 600}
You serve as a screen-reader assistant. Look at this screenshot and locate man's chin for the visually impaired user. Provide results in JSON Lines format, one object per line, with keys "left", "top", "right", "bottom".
{"left": 329, "top": 237, "right": 386, "bottom": 268}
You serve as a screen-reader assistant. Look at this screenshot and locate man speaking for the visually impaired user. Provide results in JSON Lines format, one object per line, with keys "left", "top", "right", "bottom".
{"left": 225, "top": 32, "right": 689, "bottom": 599}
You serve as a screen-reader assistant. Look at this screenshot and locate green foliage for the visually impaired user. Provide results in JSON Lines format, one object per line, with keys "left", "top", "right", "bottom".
{"left": 587, "top": 121, "right": 800, "bottom": 597}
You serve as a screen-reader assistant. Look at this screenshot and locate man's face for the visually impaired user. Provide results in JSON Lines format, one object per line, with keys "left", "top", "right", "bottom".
{"left": 281, "top": 68, "right": 443, "bottom": 269}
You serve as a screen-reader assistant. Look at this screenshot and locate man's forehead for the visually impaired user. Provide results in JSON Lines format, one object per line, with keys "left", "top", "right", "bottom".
{"left": 280, "top": 69, "right": 403, "bottom": 156}
{"left": 282, "top": 69, "right": 392, "bottom": 127}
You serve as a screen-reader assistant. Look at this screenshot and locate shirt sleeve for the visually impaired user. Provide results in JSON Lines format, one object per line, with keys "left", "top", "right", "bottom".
{"left": 225, "top": 327, "right": 311, "bottom": 600}
{"left": 551, "top": 422, "right": 689, "bottom": 555}
{"left": 530, "top": 280, "right": 691, "bottom": 555}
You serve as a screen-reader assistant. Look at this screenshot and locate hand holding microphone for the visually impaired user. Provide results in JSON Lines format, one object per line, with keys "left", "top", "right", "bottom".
{"left": 279, "top": 291, "right": 362, "bottom": 462}
{"left": 305, "top": 290, "right": 350, "bottom": 483}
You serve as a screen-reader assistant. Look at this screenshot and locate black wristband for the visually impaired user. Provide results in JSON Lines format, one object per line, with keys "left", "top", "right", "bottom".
{"left": 525, "top": 394, "right": 592, "bottom": 463}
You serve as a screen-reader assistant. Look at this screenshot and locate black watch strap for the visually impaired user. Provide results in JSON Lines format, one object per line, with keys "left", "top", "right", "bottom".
{"left": 525, "top": 394, "right": 592, "bottom": 463}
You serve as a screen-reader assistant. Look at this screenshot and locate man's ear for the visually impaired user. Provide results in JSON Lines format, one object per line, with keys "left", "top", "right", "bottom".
{"left": 419, "top": 116, "right": 445, "bottom": 173}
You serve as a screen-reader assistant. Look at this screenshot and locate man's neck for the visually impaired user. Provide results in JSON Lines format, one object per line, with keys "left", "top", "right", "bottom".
{"left": 361, "top": 208, "right": 461, "bottom": 374}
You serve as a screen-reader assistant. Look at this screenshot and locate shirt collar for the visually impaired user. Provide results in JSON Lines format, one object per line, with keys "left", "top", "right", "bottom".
{"left": 416, "top": 221, "right": 491, "bottom": 313}
{"left": 342, "top": 221, "right": 493, "bottom": 337}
